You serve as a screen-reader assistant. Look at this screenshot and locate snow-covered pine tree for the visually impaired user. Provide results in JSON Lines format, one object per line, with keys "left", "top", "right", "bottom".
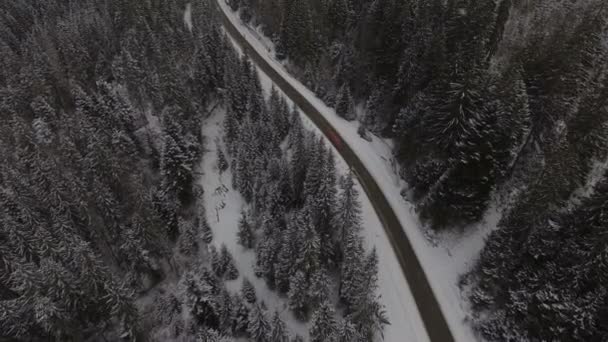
{"left": 333, "top": 171, "right": 363, "bottom": 261}
{"left": 274, "top": 96, "right": 292, "bottom": 141}
{"left": 289, "top": 118, "right": 308, "bottom": 205}
{"left": 242, "top": 277, "right": 257, "bottom": 304}
{"left": 363, "top": 87, "right": 382, "bottom": 133}
{"left": 334, "top": 84, "right": 354, "bottom": 120}
{"left": 224, "top": 108, "right": 239, "bottom": 155}
{"left": 217, "top": 145, "right": 228, "bottom": 173}
{"left": 178, "top": 218, "right": 198, "bottom": 255}
{"left": 216, "top": 244, "right": 239, "bottom": 280}
{"left": 225, "top": 257, "right": 239, "bottom": 280}
{"left": 231, "top": 294, "right": 250, "bottom": 336}
{"left": 295, "top": 209, "right": 321, "bottom": 277}
{"left": 247, "top": 304, "right": 271, "bottom": 342}
{"left": 339, "top": 228, "right": 365, "bottom": 309}
{"left": 269, "top": 311, "right": 289, "bottom": 342}
{"left": 349, "top": 248, "right": 389, "bottom": 340}
{"left": 255, "top": 231, "right": 278, "bottom": 285}
{"left": 288, "top": 104, "right": 303, "bottom": 147}
{"left": 309, "top": 298, "right": 338, "bottom": 342}
{"left": 218, "top": 289, "right": 234, "bottom": 334}
{"left": 237, "top": 210, "right": 254, "bottom": 248}
{"left": 303, "top": 136, "right": 326, "bottom": 201}
{"left": 211, "top": 245, "right": 224, "bottom": 277}
{"left": 200, "top": 210, "right": 214, "bottom": 244}
{"left": 308, "top": 268, "right": 331, "bottom": 311}
{"left": 287, "top": 270, "right": 309, "bottom": 320}
{"left": 315, "top": 150, "right": 338, "bottom": 267}
{"left": 274, "top": 216, "right": 300, "bottom": 293}
{"left": 336, "top": 318, "right": 360, "bottom": 342}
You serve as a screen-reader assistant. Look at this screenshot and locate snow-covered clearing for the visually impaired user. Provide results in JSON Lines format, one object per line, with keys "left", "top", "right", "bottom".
{"left": 217, "top": 1, "right": 503, "bottom": 340}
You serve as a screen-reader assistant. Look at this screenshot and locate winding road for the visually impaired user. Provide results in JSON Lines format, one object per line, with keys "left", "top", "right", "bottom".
{"left": 213, "top": 2, "right": 455, "bottom": 341}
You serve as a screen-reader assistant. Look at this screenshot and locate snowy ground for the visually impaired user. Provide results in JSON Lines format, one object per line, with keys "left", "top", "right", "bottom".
{"left": 216, "top": 1, "right": 504, "bottom": 340}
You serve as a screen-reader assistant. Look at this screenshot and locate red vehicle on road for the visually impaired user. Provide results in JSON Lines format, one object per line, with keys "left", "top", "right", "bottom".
{"left": 327, "top": 129, "right": 341, "bottom": 149}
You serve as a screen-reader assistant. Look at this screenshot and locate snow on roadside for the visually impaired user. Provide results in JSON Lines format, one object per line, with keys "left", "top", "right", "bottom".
{"left": 221, "top": 20, "right": 430, "bottom": 342}
{"left": 217, "top": 1, "right": 501, "bottom": 340}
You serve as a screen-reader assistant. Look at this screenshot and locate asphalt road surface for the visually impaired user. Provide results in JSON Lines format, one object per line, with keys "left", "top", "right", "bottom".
{"left": 214, "top": 2, "right": 455, "bottom": 341}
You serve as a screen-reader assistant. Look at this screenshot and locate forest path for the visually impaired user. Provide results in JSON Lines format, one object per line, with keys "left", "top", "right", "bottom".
{"left": 212, "top": 1, "right": 455, "bottom": 342}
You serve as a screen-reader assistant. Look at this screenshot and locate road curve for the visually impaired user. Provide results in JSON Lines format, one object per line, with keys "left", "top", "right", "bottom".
{"left": 213, "top": 2, "right": 455, "bottom": 342}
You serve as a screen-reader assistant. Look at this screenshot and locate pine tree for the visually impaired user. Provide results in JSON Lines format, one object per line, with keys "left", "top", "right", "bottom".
{"left": 333, "top": 171, "right": 363, "bottom": 260}
{"left": 178, "top": 218, "right": 198, "bottom": 255}
{"left": 334, "top": 84, "right": 354, "bottom": 120}
{"left": 327, "top": 0, "right": 350, "bottom": 39}
{"left": 315, "top": 151, "right": 338, "bottom": 266}
{"left": 339, "top": 229, "right": 365, "bottom": 309}
{"left": 247, "top": 305, "right": 271, "bottom": 342}
{"left": 287, "top": 271, "right": 309, "bottom": 320}
{"left": 336, "top": 318, "right": 360, "bottom": 342}
{"left": 308, "top": 268, "right": 331, "bottom": 310}
{"left": 217, "top": 146, "right": 228, "bottom": 173}
{"left": 200, "top": 211, "right": 214, "bottom": 244}
{"left": 218, "top": 289, "right": 234, "bottom": 334}
{"left": 274, "top": 219, "right": 299, "bottom": 293}
{"left": 214, "top": 244, "right": 238, "bottom": 280}
{"left": 269, "top": 311, "right": 289, "bottom": 342}
{"left": 295, "top": 210, "right": 321, "bottom": 276}
{"left": 237, "top": 210, "right": 254, "bottom": 248}
{"left": 363, "top": 88, "right": 382, "bottom": 133}
{"left": 303, "top": 136, "right": 326, "bottom": 200}
{"left": 349, "top": 248, "right": 388, "bottom": 340}
{"left": 231, "top": 295, "right": 250, "bottom": 336}
{"left": 255, "top": 231, "right": 278, "bottom": 285}
{"left": 289, "top": 119, "right": 308, "bottom": 205}
{"left": 242, "top": 277, "right": 257, "bottom": 304}
{"left": 224, "top": 256, "right": 240, "bottom": 281}
{"left": 309, "top": 298, "right": 338, "bottom": 342}
{"left": 211, "top": 245, "right": 224, "bottom": 277}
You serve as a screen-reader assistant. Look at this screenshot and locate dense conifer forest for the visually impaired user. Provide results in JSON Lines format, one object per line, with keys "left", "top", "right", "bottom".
{"left": 0, "top": 0, "right": 225, "bottom": 339}
{"left": 231, "top": 0, "right": 608, "bottom": 340}
{"left": 3, "top": 0, "right": 608, "bottom": 341}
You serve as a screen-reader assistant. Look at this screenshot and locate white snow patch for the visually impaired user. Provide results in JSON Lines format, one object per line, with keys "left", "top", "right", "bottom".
{"left": 217, "top": 1, "right": 502, "bottom": 340}
{"left": 184, "top": 3, "right": 193, "bottom": 32}
{"left": 569, "top": 157, "right": 608, "bottom": 208}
